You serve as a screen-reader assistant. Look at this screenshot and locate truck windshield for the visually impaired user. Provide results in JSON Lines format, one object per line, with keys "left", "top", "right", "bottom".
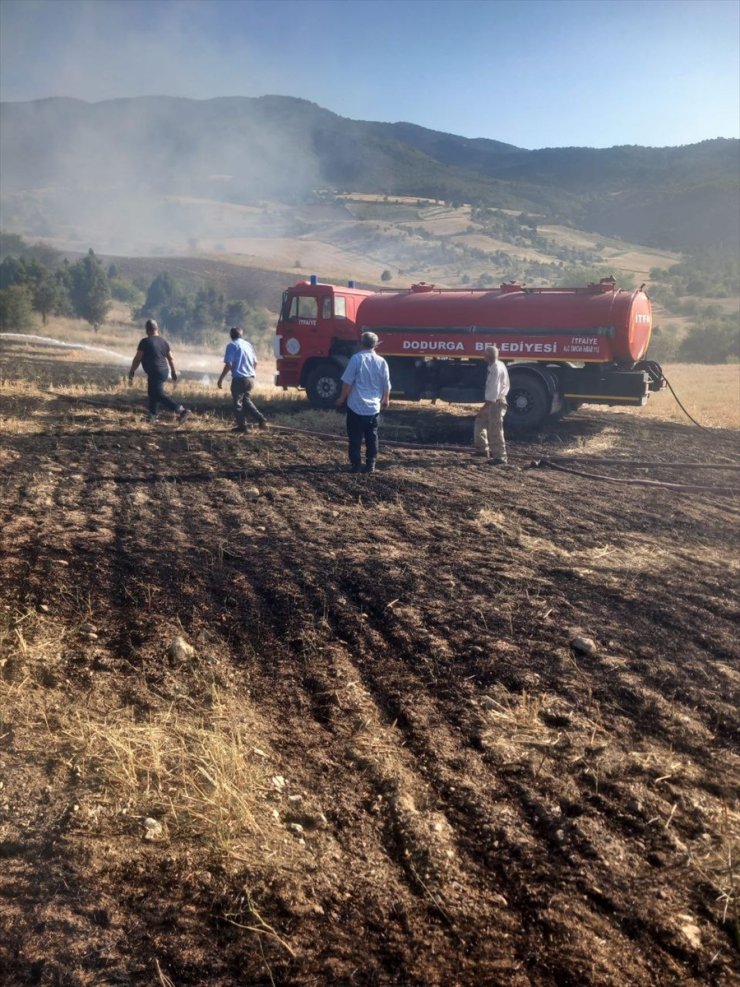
{"left": 283, "top": 295, "right": 318, "bottom": 322}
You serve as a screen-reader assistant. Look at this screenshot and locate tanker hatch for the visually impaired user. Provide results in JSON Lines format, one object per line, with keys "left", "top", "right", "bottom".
{"left": 588, "top": 277, "right": 617, "bottom": 293}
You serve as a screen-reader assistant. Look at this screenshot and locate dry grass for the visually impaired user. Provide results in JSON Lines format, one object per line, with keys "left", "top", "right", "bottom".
{"left": 0, "top": 622, "right": 272, "bottom": 866}
{"left": 0, "top": 661, "right": 267, "bottom": 863}
{"left": 61, "top": 695, "right": 264, "bottom": 857}
{"left": 20, "top": 302, "right": 141, "bottom": 350}
{"left": 626, "top": 363, "right": 740, "bottom": 428}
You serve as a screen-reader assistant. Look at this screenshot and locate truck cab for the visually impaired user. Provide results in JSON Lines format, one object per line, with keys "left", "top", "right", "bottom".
{"left": 275, "top": 278, "right": 372, "bottom": 405}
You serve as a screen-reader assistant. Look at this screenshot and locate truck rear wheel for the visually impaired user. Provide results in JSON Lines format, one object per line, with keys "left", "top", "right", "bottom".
{"left": 507, "top": 373, "right": 548, "bottom": 431}
{"left": 306, "top": 362, "right": 342, "bottom": 408}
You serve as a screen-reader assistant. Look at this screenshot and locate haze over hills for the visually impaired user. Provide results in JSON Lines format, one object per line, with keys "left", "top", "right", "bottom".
{"left": 1, "top": 95, "right": 738, "bottom": 260}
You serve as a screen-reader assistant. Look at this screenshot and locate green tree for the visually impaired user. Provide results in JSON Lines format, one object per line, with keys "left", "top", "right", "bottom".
{"left": 109, "top": 278, "right": 143, "bottom": 305}
{"left": 380, "top": 269, "right": 392, "bottom": 282}
{"left": 54, "top": 263, "right": 74, "bottom": 316}
{"left": 33, "top": 275, "right": 67, "bottom": 324}
{"left": 27, "top": 243, "right": 62, "bottom": 269}
{"left": 139, "top": 272, "right": 178, "bottom": 316}
{"left": 159, "top": 305, "right": 190, "bottom": 335}
{"left": 190, "top": 285, "right": 225, "bottom": 334}
{"left": 69, "top": 249, "right": 111, "bottom": 331}
{"left": 0, "top": 284, "right": 34, "bottom": 330}
{"left": 225, "top": 300, "right": 250, "bottom": 326}
{"left": 677, "top": 322, "right": 739, "bottom": 364}
{"left": 0, "top": 232, "right": 61, "bottom": 269}
{"left": 645, "top": 326, "right": 679, "bottom": 363}
{"left": 0, "top": 231, "right": 27, "bottom": 262}
{"left": 0, "top": 255, "right": 47, "bottom": 291}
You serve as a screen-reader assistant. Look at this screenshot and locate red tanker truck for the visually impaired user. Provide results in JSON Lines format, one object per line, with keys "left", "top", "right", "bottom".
{"left": 274, "top": 275, "right": 665, "bottom": 429}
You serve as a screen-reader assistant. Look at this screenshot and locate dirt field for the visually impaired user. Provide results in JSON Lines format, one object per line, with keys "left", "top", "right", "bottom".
{"left": 1, "top": 343, "right": 739, "bottom": 986}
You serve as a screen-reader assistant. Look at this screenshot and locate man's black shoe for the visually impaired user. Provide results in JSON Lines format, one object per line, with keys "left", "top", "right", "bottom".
{"left": 487, "top": 457, "right": 507, "bottom": 466}
{"left": 364, "top": 462, "right": 376, "bottom": 474}
{"left": 349, "top": 464, "right": 362, "bottom": 473}
{"left": 231, "top": 425, "right": 247, "bottom": 433}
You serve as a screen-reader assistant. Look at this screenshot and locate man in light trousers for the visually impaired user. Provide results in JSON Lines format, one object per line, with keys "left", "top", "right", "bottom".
{"left": 474, "top": 343, "right": 509, "bottom": 465}
{"left": 336, "top": 331, "right": 391, "bottom": 473}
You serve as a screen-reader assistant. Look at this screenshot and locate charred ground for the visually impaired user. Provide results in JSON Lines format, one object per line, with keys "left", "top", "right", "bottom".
{"left": 0, "top": 352, "right": 739, "bottom": 986}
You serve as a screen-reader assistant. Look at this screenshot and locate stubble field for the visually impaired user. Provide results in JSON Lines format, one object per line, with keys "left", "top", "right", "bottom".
{"left": 0, "top": 339, "right": 739, "bottom": 986}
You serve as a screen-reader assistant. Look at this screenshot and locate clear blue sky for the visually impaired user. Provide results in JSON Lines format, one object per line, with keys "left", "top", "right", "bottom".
{"left": 1, "top": 0, "right": 738, "bottom": 149}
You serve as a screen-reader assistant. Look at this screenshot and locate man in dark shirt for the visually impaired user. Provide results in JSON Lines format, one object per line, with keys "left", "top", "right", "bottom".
{"left": 128, "top": 319, "right": 190, "bottom": 422}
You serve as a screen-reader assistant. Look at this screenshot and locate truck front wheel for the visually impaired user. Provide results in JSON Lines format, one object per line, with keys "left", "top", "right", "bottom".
{"left": 306, "top": 362, "right": 342, "bottom": 408}
{"left": 506, "top": 373, "right": 549, "bottom": 431}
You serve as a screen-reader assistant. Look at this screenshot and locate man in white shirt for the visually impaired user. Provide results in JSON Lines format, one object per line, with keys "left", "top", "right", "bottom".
{"left": 336, "top": 332, "right": 391, "bottom": 473}
{"left": 474, "top": 344, "right": 510, "bottom": 464}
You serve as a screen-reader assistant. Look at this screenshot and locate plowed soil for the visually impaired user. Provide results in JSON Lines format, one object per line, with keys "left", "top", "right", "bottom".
{"left": 1, "top": 353, "right": 739, "bottom": 986}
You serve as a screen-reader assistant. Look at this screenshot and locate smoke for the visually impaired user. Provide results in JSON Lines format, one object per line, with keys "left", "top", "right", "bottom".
{"left": 0, "top": 2, "right": 332, "bottom": 256}
{"left": 0, "top": 94, "right": 328, "bottom": 255}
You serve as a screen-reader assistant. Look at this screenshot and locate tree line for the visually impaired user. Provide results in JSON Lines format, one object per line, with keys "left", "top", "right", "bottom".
{"left": 646, "top": 248, "right": 739, "bottom": 364}
{"left": 0, "top": 233, "right": 272, "bottom": 347}
{"left": 134, "top": 272, "right": 271, "bottom": 346}
{"left": 0, "top": 236, "right": 111, "bottom": 332}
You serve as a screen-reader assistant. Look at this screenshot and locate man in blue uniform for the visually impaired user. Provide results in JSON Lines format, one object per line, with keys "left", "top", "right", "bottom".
{"left": 217, "top": 327, "right": 268, "bottom": 433}
{"left": 128, "top": 319, "right": 190, "bottom": 423}
{"left": 336, "top": 332, "right": 391, "bottom": 473}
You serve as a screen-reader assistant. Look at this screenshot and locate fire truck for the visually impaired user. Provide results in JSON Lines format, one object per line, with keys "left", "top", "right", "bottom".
{"left": 274, "top": 275, "right": 664, "bottom": 429}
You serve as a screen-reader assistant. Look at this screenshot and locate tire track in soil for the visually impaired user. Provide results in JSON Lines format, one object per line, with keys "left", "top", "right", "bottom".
{"left": 183, "top": 461, "right": 540, "bottom": 981}
{"left": 305, "top": 582, "right": 696, "bottom": 985}
{"left": 204, "top": 559, "right": 531, "bottom": 981}
{"left": 210, "top": 469, "right": 690, "bottom": 985}
{"left": 241, "top": 466, "right": 736, "bottom": 987}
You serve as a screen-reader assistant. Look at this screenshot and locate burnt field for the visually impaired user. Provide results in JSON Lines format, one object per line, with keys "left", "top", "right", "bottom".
{"left": 0, "top": 353, "right": 739, "bottom": 985}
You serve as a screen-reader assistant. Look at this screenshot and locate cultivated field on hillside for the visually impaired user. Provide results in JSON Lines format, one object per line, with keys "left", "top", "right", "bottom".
{"left": 0, "top": 342, "right": 738, "bottom": 986}
{"left": 189, "top": 197, "right": 679, "bottom": 288}
{"left": 39, "top": 195, "right": 681, "bottom": 292}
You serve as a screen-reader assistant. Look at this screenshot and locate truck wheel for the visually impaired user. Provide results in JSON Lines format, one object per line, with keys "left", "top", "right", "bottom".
{"left": 306, "top": 362, "right": 342, "bottom": 408}
{"left": 507, "top": 374, "right": 548, "bottom": 431}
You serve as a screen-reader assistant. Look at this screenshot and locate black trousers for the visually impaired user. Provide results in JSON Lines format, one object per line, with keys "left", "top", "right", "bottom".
{"left": 231, "top": 376, "right": 265, "bottom": 427}
{"left": 346, "top": 409, "right": 379, "bottom": 466}
{"left": 147, "top": 373, "right": 179, "bottom": 415}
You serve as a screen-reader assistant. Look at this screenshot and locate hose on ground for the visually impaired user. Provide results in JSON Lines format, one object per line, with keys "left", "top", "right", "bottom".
{"left": 544, "top": 456, "right": 740, "bottom": 471}
{"left": 530, "top": 458, "right": 738, "bottom": 496}
{"left": 660, "top": 372, "right": 708, "bottom": 430}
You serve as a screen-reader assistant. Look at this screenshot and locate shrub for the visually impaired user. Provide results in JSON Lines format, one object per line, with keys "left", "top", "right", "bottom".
{"left": 0, "top": 284, "right": 35, "bottom": 330}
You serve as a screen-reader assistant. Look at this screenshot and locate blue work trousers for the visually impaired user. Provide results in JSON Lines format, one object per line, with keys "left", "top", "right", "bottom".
{"left": 346, "top": 409, "right": 379, "bottom": 467}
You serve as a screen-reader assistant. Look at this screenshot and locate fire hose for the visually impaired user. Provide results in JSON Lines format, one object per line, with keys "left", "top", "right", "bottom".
{"left": 660, "top": 371, "right": 709, "bottom": 430}
{"left": 526, "top": 458, "right": 738, "bottom": 495}
{"left": 47, "top": 391, "right": 738, "bottom": 496}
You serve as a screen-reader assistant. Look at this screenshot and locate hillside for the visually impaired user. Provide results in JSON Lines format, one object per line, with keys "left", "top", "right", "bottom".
{"left": 1, "top": 96, "right": 738, "bottom": 255}
{"left": 96, "top": 196, "right": 680, "bottom": 300}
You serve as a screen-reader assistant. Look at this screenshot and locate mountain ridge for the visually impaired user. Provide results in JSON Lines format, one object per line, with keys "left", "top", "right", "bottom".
{"left": 1, "top": 94, "right": 737, "bottom": 254}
